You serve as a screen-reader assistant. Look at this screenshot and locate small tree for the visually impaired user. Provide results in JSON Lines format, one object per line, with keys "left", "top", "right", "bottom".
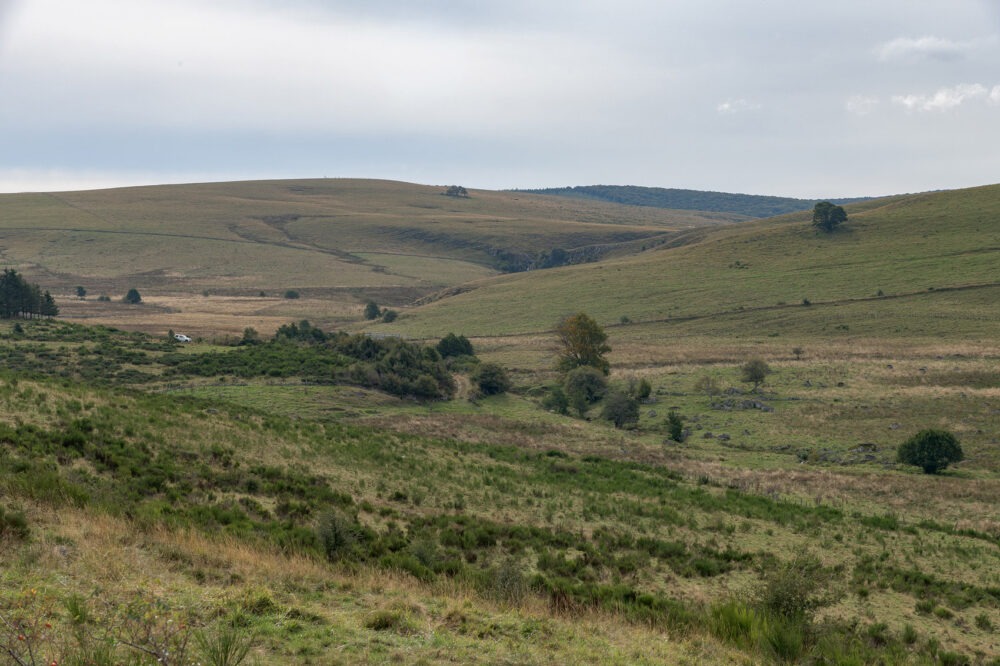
{"left": 123, "top": 288, "right": 142, "bottom": 304}
{"left": 555, "top": 312, "right": 611, "bottom": 375}
{"left": 381, "top": 309, "right": 398, "bottom": 323}
{"left": 75, "top": 285, "right": 86, "bottom": 299}
{"left": 284, "top": 289, "right": 300, "bottom": 299}
{"left": 897, "top": 429, "right": 964, "bottom": 474}
{"left": 812, "top": 201, "right": 848, "bottom": 233}
{"left": 363, "top": 300, "right": 381, "bottom": 320}
{"left": 444, "top": 185, "right": 469, "bottom": 198}
{"left": 541, "top": 385, "right": 569, "bottom": 414}
{"left": 473, "top": 362, "right": 511, "bottom": 396}
{"left": 666, "top": 411, "right": 685, "bottom": 442}
{"left": 437, "top": 332, "right": 474, "bottom": 358}
{"left": 601, "top": 390, "right": 639, "bottom": 429}
{"left": 626, "top": 376, "right": 652, "bottom": 401}
{"left": 563, "top": 366, "right": 608, "bottom": 416}
{"left": 740, "top": 359, "right": 772, "bottom": 392}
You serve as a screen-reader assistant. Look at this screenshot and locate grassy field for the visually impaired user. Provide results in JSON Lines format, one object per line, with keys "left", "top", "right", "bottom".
{"left": 1, "top": 181, "right": 999, "bottom": 663}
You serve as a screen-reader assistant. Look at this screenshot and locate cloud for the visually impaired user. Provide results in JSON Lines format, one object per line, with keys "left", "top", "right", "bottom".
{"left": 846, "top": 95, "right": 879, "bottom": 116}
{"left": 876, "top": 36, "right": 969, "bottom": 62}
{"left": 891, "top": 83, "right": 993, "bottom": 111}
{"left": 716, "top": 98, "right": 760, "bottom": 115}
{"left": 991, "top": 85, "right": 1000, "bottom": 105}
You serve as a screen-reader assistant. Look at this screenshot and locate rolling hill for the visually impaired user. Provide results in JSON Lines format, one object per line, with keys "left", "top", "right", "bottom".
{"left": 516, "top": 184, "right": 876, "bottom": 218}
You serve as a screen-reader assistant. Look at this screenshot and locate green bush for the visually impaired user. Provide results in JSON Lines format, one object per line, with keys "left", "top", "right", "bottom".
{"left": 897, "top": 429, "right": 964, "bottom": 474}
{"left": 472, "top": 362, "right": 511, "bottom": 396}
{"left": 601, "top": 390, "right": 639, "bottom": 429}
{"left": 563, "top": 366, "right": 607, "bottom": 416}
{"left": 0, "top": 504, "right": 29, "bottom": 540}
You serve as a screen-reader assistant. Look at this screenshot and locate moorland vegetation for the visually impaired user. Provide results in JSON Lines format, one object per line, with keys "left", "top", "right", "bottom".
{"left": 0, "top": 180, "right": 998, "bottom": 664}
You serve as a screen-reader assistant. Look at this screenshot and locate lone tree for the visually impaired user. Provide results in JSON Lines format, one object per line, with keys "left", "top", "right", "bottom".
{"left": 123, "top": 288, "right": 142, "bottom": 305}
{"left": 812, "top": 201, "right": 848, "bottom": 233}
{"left": 437, "top": 332, "right": 474, "bottom": 358}
{"left": 740, "top": 358, "right": 772, "bottom": 392}
{"left": 897, "top": 429, "right": 964, "bottom": 474}
{"left": 363, "top": 300, "right": 381, "bottom": 320}
{"left": 556, "top": 312, "right": 611, "bottom": 375}
{"left": 444, "top": 185, "right": 469, "bottom": 198}
{"left": 75, "top": 285, "right": 86, "bottom": 299}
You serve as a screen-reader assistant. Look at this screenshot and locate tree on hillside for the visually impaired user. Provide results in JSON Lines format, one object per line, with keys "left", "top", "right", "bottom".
{"left": 740, "top": 358, "right": 772, "bottom": 392}
{"left": 363, "top": 300, "right": 381, "bottom": 320}
{"left": 812, "top": 201, "right": 848, "bottom": 233}
{"left": 123, "top": 288, "right": 142, "bottom": 305}
{"left": 444, "top": 185, "right": 469, "bottom": 198}
{"left": 75, "top": 285, "right": 86, "bottom": 299}
{"left": 437, "top": 332, "right": 474, "bottom": 358}
{"left": 563, "top": 366, "right": 608, "bottom": 416}
{"left": 0, "top": 269, "right": 58, "bottom": 319}
{"left": 473, "top": 362, "right": 511, "bottom": 396}
{"left": 555, "top": 312, "right": 611, "bottom": 375}
{"left": 601, "top": 389, "right": 640, "bottom": 429}
{"left": 897, "top": 429, "right": 964, "bottom": 474}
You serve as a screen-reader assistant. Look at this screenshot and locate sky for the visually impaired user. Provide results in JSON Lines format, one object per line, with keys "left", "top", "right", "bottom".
{"left": 1, "top": 0, "right": 999, "bottom": 198}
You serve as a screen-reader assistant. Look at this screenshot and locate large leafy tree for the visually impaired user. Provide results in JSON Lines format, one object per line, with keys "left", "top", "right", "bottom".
{"left": 555, "top": 312, "right": 611, "bottom": 374}
{"left": 897, "top": 429, "right": 964, "bottom": 474}
{"left": 812, "top": 201, "right": 848, "bottom": 232}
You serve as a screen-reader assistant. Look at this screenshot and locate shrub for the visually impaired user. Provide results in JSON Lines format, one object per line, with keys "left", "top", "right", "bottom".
{"left": 473, "top": 362, "right": 511, "bottom": 396}
{"left": 563, "top": 366, "right": 608, "bottom": 416}
{"left": 123, "top": 288, "right": 142, "bottom": 304}
{"left": 317, "top": 511, "right": 357, "bottom": 561}
{"left": 541, "top": 385, "right": 569, "bottom": 414}
{"left": 0, "top": 504, "right": 29, "bottom": 540}
{"left": 666, "top": 411, "right": 684, "bottom": 442}
{"left": 363, "top": 300, "right": 381, "bottom": 320}
{"left": 381, "top": 310, "right": 398, "bottom": 323}
{"left": 437, "top": 332, "right": 474, "bottom": 358}
{"left": 283, "top": 290, "right": 300, "bottom": 299}
{"left": 897, "top": 429, "right": 964, "bottom": 474}
{"left": 601, "top": 390, "right": 639, "bottom": 429}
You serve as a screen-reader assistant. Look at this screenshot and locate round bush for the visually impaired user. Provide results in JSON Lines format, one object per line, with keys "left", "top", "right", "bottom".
{"left": 897, "top": 429, "right": 963, "bottom": 474}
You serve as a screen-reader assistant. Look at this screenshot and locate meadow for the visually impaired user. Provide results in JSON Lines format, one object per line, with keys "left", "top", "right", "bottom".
{"left": 0, "top": 181, "right": 998, "bottom": 664}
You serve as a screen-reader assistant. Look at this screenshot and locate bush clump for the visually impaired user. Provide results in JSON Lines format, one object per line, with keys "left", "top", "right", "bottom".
{"left": 897, "top": 429, "right": 963, "bottom": 474}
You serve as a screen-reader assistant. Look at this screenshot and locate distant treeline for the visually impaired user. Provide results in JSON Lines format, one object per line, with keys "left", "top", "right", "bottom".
{"left": 0, "top": 269, "right": 58, "bottom": 319}
{"left": 514, "top": 185, "right": 873, "bottom": 219}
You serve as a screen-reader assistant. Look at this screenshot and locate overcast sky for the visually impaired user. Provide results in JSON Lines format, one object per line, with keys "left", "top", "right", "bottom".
{"left": 1, "top": 0, "right": 999, "bottom": 197}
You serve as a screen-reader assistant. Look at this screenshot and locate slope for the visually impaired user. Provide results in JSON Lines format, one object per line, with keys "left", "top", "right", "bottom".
{"left": 381, "top": 184, "right": 1000, "bottom": 345}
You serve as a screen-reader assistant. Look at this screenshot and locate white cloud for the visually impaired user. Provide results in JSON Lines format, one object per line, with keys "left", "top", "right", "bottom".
{"left": 716, "top": 98, "right": 760, "bottom": 115}
{"left": 991, "top": 85, "right": 1000, "bottom": 105}
{"left": 846, "top": 95, "right": 879, "bottom": 116}
{"left": 891, "top": 83, "right": 993, "bottom": 112}
{"left": 876, "top": 35, "right": 969, "bottom": 62}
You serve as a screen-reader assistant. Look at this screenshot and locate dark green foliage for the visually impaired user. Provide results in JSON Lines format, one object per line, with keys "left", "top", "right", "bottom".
{"left": 166, "top": 324, "right": 455, "bottom": 399}
{"left": 123, "top": 288, "right": 142, "bottom": 304}
{"left": 563, "top": 366, "right": 608, "bottom": 416}
{"left": 473, "top": 362, "right": 511, "bottom": 396}
{"left": 666, "top": 411, "right": 684, "bottom": 442}
{"left": 555, "top": 312, "right": 611, "bottom": 375}
{"left": 75, "top": 285, "right": 87, "bottom": 299}
{"left": 601, "top": 390, "right": 639, "bottom": 429}
{"left": 381, "top": 309, "right": 398, "bottom": 323}
{"left": 0, "top": 269, "right": 58, "bottom": 318}
{"left": 541, "top": 385, "right": 569, "bottom": 414}
{"left": 897, "top": 429, "right": 964, "bottom": 474}
{"left": 0, "top": 504, "right": 29, "bottom": 540}
{"left": 283, "top": 289, "right": 300, "bottom": 299}
{"left": 363, "top": 300, "right": 381, "bottom": 320}
{"left": 436, "top": 332, "right": 474, "bottom": 358}
{"left": 444, "top": 185, "right": 469, "bottom": 198}
{"left": 317, "top": 510, "right": 359, "bottom": 561}
{"left": 812, "top": 201, "right": 848, "bottom": 232}
{"left": 740, "top": 358, "right": 772, "bottom": 392}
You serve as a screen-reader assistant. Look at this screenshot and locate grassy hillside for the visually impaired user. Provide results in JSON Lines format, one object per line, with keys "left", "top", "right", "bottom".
{"left": 517, "top": 184, "right": 875, "bottom": 218}
{"left": 383, "top": 184, "right": 1000, "bottom": 345}
{"left": 2, "top": 319, "right": 999, "bottom": 664}
{"left": 0, "top": 179, "right": 739, "bottom": 338}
